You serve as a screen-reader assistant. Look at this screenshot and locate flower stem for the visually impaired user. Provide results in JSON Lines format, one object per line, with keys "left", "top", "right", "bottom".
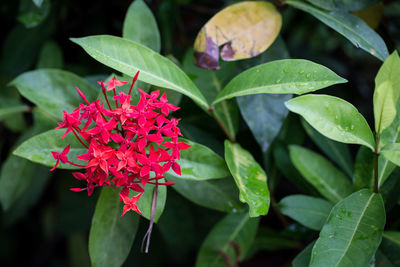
{"left": 373, "top": 134, "right": 380, "bottom": 193}
{"left": 141, "top": 182, "right": 158, "bottom": 253}
{"left": 72, "top": 128, "right": 89, "bottom": 148}
{"left": 113, "top": 89, "right": 119, "bottom": 108}
{"left": 67, "top": 161, "right": 87, "bottom": 168}
{"left": 100, "top": 82, "right": 112, "bottom": 110}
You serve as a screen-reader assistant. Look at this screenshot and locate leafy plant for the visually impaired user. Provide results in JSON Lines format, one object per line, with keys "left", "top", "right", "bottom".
{"left": 1, "top": 0, "right": 400, "bottom": 266}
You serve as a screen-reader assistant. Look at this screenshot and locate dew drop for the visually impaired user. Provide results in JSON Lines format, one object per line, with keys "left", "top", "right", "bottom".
{"left": 283, "top": 66, "right": 290, "bottom": 73}
{"left": 275, "top": 79, "right": 281, "bottom": 84}
{"left": 350, "top": 125, "right": 355, "bottom": 130}
{"left": 256, "top": 69, "right": 260, "bottom": 73}
{"left": 306, "top": 73, "right": 311, "bottom": 79}
{"left": 298, "top": 70, "right": 305, "bottom": 74}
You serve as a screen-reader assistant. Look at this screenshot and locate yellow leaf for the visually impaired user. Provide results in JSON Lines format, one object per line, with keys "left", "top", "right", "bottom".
{"left": 193, "top": 1, "right": 282, "bottom": 70}
{"left": 353, "top": 2, "right": 383, "bottom": 30}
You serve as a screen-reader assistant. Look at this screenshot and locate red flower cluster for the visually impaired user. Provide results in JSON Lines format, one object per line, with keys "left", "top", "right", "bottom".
{"left": 50, "top": 72, "right": 190, "bottom": 216}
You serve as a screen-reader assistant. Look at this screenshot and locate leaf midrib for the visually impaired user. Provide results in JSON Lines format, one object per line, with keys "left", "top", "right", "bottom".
{"left": 334, "top": 193, "right": 374, "bottom": 267}
{"left": 74, "top": 37, "right": 208, "bottom": 109}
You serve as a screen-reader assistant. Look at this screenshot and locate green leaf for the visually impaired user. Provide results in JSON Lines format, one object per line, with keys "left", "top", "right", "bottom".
{"left": 0, "top": 97, "right": 28, "bottom": 120}
{"left": 381, "top": 143, "right": 400, "bottom": 167}
{"left": 70, "top": 35, "right": 208, "bottom": 109}
{"left": 246, "top": 227, "right": 300, "bottom": 259}
{"left": 195, "top": 213, "right": 259, "bottom": 267}
{"left": 136, "top": 180, "right": 166, "bottom": 222}
{"left": 36, "top": 40, "right": 63, "bottom": 69}
{"left": 286, "top": 94, "right": 375, "bottom": 150}
{"left": 10, "top": 69, "right": 98, "bottom": 120}
{"left": 289, "top": 145, "right": 354, "bottom": 203}
{"left": 305, "top": 0, "right": 379, "bottom": 12}
{"left": 0, "top": 126, "right": 50, "bottom": 211}
{"left": 167, "top": 176, "right": 245, "bottom": 213}
{"left": 123, "top": 0, "right": 160, "bottom": 53}
{"left": 183, "top": 49, "right": 239, "bottom": 139}
{"left": 89, "top": 187, "right": 140, "bottom": 267}
{"left": 224, "top": 141, "right": 270, "bottom": 217}
{"left": 286, "top": 0, "right": 389, "bottom": 61}
{"left": 237, "top": 94, "right": 291, "bottom": 152}
{"left": 273, "top": 143, "right": 320, "bottom": 195}
{"left": 213, "top": 59, "right": 347, "bottom": 104}
{"left": 17, "top": 0, "right": 50, "bottom": 28}
{"left": 167, "top": 138, "right": 230, "bottom": 181}
{"left": 302, "top": 119, "right": 353, "bottom": 177}
{"left": 310, "top": 189, "right": 385, "bottom": 267}
{"left": 374, "top": 81, "right": 397, "bottom": 135}
{"left": 374, "top": 51, "right": 400, "bottom": 139}
{"left": 354, "top": 146, "right": 396, "bottom": 189}
{"left": 380, "top": 231, "right": 400, "bottom": 266}
{"left": 13, "top": 129, "right": 87, "bottom": 169}
{"left": 292, "top": 241, "right": 316, "bottom": 267}
{"left": 278, "top": 195, "right": 333, "bottom": 230}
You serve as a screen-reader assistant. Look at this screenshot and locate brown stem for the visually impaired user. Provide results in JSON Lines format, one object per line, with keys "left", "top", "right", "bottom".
{"left": 270, "top": 194, "right": 289, "bottom": 228}
{"left": 208, "top": 107, "right": 236, "bottom": 142}
{"left": 141, "top": 183, "right": 158, "bottom": 253}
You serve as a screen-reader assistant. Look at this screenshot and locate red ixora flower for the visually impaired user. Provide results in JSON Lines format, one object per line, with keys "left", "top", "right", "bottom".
{"left": 50, "top": 73, "right": 190, "bottom": 216}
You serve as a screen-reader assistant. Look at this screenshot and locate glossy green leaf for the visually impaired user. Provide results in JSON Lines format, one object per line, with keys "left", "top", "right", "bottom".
{"left": 13, "top": 129, "right": 87, "bottom": 169}
{"left": 381, "top": 143, "right": 400, "bottom": 167}
{"left": 374, "top": 81, "right": 397, "bottom": 135}
{"left": 310, "top": 189, "right": 385, "bottom": 267}
{"left": 302, "top": 119, "right": 353, "bottom": 177}
{"left": 183, "top": 49, "right": 239, "bottom": 139}
{"left": 70, "top": 35, "right": 208, "bottom": 109}
{"left": 10, "top": 69, "right": 98, "bottom": 119}
{"left": 278, "top": 195, "right": 333, "bottom": 230}
{"left": 286, "top": 94, "right": 375, "bottom": 150}
{"left": 224, "top": 141, "right": 270, "bottom": 217}
{"left": 167, "top": 138, "right": 230, "bottom": 181}
{"left": 292, "top": 241, "right": 316, "bottom": 267}
{"left": 136, "top": 180, "right": 166, "bottom": 222}
{"left": 289, "top": 145, "right": 354, "bottom": 203}
{"left": 36, "top": 40, "right": 63, "bottom": 69}
{"left": 237, "top": 94, "right": 291, "bottom": 152}
{"left": 213, "top": 59, "right": 346, "bottom": 104}
{"left": 287, "top": 1, "right": 389, "bottom": 61}
{"left": 195, "top": 213, "right": 259, "bottom": 267}
{"left": 167, "top": 176, "right": 245, "bottom": 213}
{"left": 374, "top": 51, "right": 400, "bottom": 141}
{"left": 123, "top": 0, "right": 160, "bottom": 52}
{"left": 0, "top": 97, "right": 28, "bottom": 120}
{"left": 89, "top": 187, "right": 140, "bottom": 267}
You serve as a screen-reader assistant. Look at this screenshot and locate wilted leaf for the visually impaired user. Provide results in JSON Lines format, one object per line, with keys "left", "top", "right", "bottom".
{"left": 193, "top": 1, "right": 281, "bottom": 69}
{"left": 136, "top": 179, "right": 166, "bottom": 222}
